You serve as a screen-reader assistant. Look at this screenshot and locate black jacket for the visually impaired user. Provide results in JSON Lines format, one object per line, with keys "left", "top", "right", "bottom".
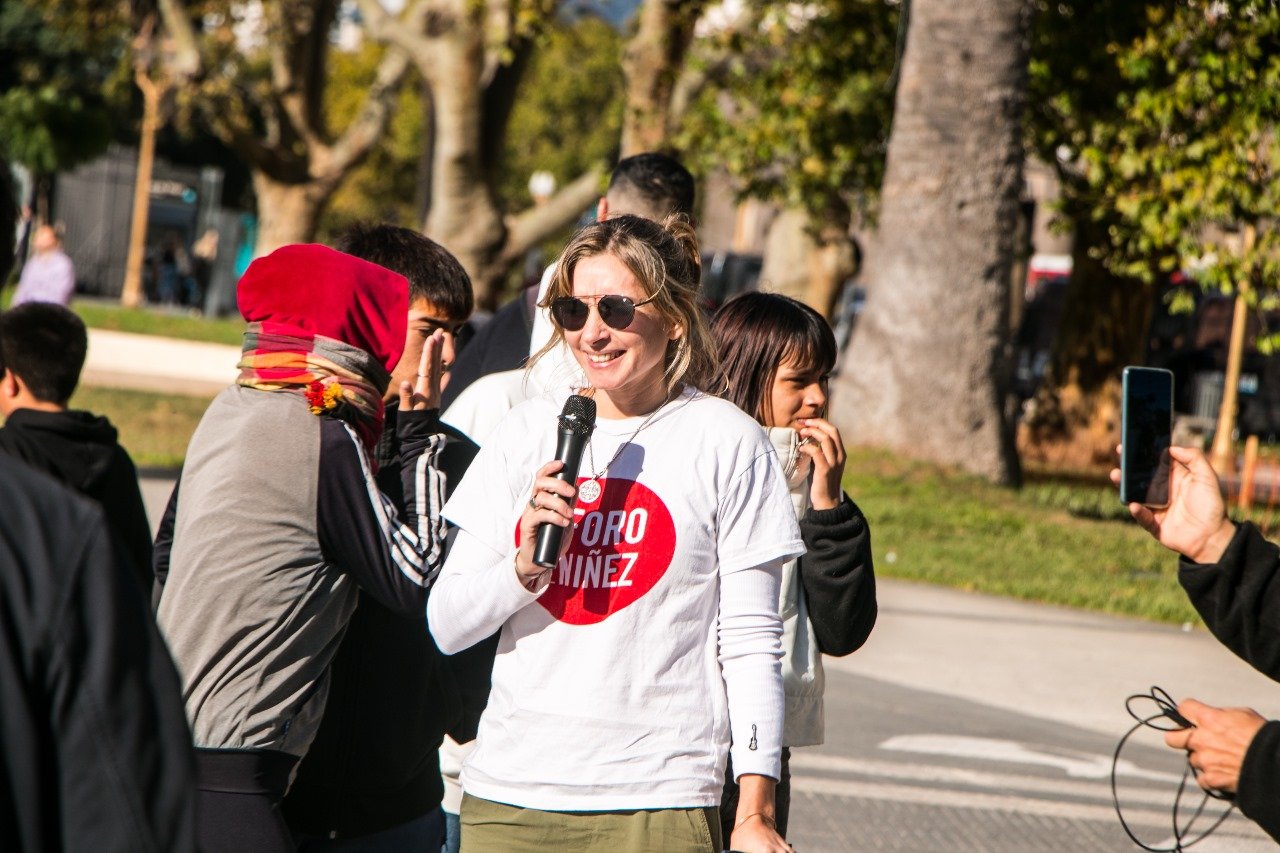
{"left": 1179, "top": 522, "right": 1280, "bottom": 841}
{"left": 282, "top": 405, "right": 490, "bottom": 837}
{"left": 0, "top": 457, "right": 196, "bottom": 852}
{"left": 0, "top": 408, "right": 153, "bottom": 592}
{"left": 799, "top": 496, "right": 877, "bottom": 656}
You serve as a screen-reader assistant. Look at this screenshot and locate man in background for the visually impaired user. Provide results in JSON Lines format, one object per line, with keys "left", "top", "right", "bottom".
{"left": 440, "top": 152, "right": 696, "bottom": 412}
{"left": 0, "top": 303, "right": 154, "bottom": 591}
{"left": 12, "top": 223, "right": 75, "bottom": 306}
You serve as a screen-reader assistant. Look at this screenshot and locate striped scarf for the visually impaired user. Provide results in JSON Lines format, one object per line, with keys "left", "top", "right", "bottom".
{"left": 236, "top": 324, "right": 390, "bottom": 454}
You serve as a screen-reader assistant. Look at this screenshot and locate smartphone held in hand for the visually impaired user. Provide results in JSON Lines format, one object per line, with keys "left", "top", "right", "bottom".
{"left": 1120, "top": 366, "right": 1174, "bottom": 508}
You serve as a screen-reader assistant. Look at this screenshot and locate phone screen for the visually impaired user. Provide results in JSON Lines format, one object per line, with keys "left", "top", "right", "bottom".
{"left": 1121, "top": 367, "right": 1173, "bottom": 507}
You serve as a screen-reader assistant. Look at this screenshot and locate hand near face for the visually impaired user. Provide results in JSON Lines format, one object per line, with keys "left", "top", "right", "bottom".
{"left": 799, "top": 417, "right": 846, "bottom": 511}
{"left": 1164, "top": 698, "right": 1267, "bottom": 794}
{"left": 399, "top": 328, "right": 444, "bottom": 412}
{"left": 1108, "top": 445, "right": 1234, "bottom": 564}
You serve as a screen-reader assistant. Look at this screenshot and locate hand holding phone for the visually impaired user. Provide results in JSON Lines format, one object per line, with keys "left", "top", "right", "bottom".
{"left": 1120, "top": 366, "right": 1174, "bottom": 508}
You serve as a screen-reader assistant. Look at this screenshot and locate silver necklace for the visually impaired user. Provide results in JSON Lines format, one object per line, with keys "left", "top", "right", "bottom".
{"left": 578, "top": 396, "right": 671, "bottom": 503}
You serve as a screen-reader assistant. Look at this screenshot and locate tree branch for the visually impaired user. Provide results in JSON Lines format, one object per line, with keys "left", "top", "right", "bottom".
{"left": 356, "top": 0, "right": 436, "bottom": 74}
{"left": 154, "top": 0, "right": 202, "bottom": 81}
{"left": 499, "top": 166, "right": 604, "bottom": 265}
{"left": 326, "top": 47, "right": 413, "bottom": 177}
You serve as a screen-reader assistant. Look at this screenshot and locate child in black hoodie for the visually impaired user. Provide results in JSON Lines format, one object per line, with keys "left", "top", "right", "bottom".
{"left": 0, "top": 302, "right": 153, "bottom": 591}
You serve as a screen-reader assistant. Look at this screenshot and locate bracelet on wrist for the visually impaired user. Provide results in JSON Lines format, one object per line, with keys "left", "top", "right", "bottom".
{"left": 734, "top": 811, "right": 777, "bottom": 830}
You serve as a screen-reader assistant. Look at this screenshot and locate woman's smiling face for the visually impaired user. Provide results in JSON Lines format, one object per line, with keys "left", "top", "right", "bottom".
{"left": 564, "top": 253, "right": 679, "bottom": 418}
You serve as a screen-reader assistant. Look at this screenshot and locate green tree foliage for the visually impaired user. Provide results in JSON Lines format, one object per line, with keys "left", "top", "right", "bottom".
{"left": 1051, "top": 1, "right": 1280, "bottom": 292}
{"left": 498, "top": 14, "right": 623, "bottom": 213}
{"left": 675, "top": 0, "right": 899, "bottom": 224}
{"left": 0, "top": 0, "right": 128, "bottom": 174}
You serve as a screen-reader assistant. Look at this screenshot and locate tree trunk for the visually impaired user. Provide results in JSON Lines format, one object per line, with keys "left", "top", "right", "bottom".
{"left": 805, "top": 210, "right": 856, "bottom": 320}
{"left": 1019, "top": 215, "right": 1155, "bottom": 471}
{"left": 831, "top": 0, "right": 1031, "bottom": 485}
{"left": 414, "top": 3, "right": 509, "bottom": 308}
{"left": 620, "top": 0, "right": 703, "bottom": 156}
{"left": 759, "top": 209, "right": 811, "bottom": 302}
{"left": 252, "top": 173, "right": 334, "bottom": 256}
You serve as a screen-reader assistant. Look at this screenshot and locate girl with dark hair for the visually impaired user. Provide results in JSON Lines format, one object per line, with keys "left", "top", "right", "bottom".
{"left": 429, "top": 215, "right": 799, "bottom": 853}
{"left": 711, "top": 291, "right": 878, "bottom": 842}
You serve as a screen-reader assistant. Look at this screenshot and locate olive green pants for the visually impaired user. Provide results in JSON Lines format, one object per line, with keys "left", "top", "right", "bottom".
{"left": 460, "top": 794, "right": 723, "bottom": 853}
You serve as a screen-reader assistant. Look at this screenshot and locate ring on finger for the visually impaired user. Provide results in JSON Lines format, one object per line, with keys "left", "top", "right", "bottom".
{"left": 528, "top": 495, "right": 540, "bottom": 510}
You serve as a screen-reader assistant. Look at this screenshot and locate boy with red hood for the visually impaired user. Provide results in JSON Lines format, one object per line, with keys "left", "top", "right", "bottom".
{"left": 153, "top": 244, "right": 450, "bottom": 853}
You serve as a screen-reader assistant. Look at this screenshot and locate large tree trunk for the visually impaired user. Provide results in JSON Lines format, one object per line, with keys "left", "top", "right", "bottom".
{"left": 831, "top": 0, "right": 1031, "bottom": 485}
{"left": 1019, "top": 215, "right": 1155, "bottom": 471}
{"left": 252, "top": 174, "right": 335, "bottom": 256}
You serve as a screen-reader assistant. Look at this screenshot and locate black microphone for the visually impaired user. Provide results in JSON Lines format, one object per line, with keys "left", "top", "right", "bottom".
{"left": 533, "top": 394, "right": 596, "bottom": 568}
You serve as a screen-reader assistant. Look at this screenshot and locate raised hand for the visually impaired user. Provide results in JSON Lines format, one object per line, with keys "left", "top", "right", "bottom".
{"left": 799, "top": 417, "right": 846, "bottom": 511}
{"left": 1109, "top": 445, "right": 1235, "bottom": 564}
{"left": 399, "top": 328, "right": 445, "bottom": 412}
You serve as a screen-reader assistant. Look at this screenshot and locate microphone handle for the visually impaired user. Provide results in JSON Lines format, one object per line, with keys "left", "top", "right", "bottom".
{"left": 532, "top": 429, "right": 589, "bottom": 568}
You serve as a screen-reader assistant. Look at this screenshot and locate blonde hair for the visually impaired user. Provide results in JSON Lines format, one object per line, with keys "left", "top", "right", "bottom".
{"left": 532, "top": 214, "right": 717, "bottom": 395}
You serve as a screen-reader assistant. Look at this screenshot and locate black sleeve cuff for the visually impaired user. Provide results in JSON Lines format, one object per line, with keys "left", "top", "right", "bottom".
{"left": 1178, "top": 521, "right": 1254, "bottom": 571}
{"left": 396, "top": 407, "right": 442, "bottom": 440}
{"left": 1238, "top": 718, "right": 1280, "bottom": 842}
{"left": 802, "top": 494, "right": 858, "bottom": 526}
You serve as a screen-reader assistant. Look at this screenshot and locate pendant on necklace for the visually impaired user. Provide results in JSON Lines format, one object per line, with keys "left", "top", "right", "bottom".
{"left": 578, "top": 477, "right": 602, "bottom": 503}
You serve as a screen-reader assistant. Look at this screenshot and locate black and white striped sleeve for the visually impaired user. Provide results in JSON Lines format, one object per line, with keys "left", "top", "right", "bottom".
{"left": 316, "top": 413, "right": 447, "bottom": 616}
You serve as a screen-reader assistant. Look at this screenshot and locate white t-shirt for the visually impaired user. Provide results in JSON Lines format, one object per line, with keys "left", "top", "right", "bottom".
{"left": 429, "top": 386, "right": 804, "bottom": 811}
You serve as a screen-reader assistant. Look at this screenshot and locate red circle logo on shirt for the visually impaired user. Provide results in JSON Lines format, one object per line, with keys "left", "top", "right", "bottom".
{"left": 517, "top": 477, "right": 676, "bottom": 624}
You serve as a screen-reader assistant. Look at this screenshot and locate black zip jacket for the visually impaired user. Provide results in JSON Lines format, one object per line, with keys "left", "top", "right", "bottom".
{"left": 0, "top": 457, "right": 196, "bottom": 852}
{"left": 0, "top": 408, "right": 153, "bottom": 592}
{"left": 282, "top": 406, "right": 487, "bottom": 837}
{"left": 1179, "top": 522, "right": 1280, "bottom": 841}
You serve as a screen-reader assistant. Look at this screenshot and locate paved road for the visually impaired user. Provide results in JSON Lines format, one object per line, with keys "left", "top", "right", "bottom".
{"left": 137, "top": 475, "right": 1280, "bottom": 852}
{"left": 788, "top": 669, "right": 1271, "bottom": 851}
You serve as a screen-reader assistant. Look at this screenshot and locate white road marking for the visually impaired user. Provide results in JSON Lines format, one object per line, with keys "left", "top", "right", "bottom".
{"left": 791, "top": 753, "right": 1174, "bottom": 808}
{"left": 880, "top": 734, "right": 1181, "bottom": 783}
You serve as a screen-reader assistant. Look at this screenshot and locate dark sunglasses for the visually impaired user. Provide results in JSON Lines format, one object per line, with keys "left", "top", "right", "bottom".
{"left": 549, "top": 293, "right": 658, "bottom": 332}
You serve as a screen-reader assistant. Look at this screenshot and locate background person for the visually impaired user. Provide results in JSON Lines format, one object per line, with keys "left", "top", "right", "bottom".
{"left": 0, "top": 303, "right": 154, "bottom": 591}
{"left": 11, "top": 223, "right": 74, "bottom": 306}
{"left": 711, "top": 291, "right": 877, "bottom": 840}
{"left": 1113, "top": 444, "right": 1280, "bottom": 841}
{"left": 428, "top": 214, "right": 800, "bottom": 853}
{"left": 283, "top": 223, "right": 482, "bottom": 852}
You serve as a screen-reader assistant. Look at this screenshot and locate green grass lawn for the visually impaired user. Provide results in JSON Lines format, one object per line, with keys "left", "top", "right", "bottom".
{"left": 68, "top": 386, "right": 213, "bottom": 470}
{"left": 843, "top": 448, "right": 1200, "bottom": 626}
{"left": 73, "top": 301, "right": 244, "bottom": 346}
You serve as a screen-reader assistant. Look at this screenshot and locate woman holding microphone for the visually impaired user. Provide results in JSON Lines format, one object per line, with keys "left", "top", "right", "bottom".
{"left": 428, "top": 214, "right": 800, "bottom": 853}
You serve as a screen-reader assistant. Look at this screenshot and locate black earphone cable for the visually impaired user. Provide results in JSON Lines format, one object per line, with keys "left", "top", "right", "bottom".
{"left": 1111, "top": 687, "right": 1235, "bottom": 852}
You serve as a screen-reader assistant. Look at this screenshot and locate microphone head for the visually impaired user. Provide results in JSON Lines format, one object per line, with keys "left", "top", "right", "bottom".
{"left": 559, "top": 394, "right": 597, "bottom": 436}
